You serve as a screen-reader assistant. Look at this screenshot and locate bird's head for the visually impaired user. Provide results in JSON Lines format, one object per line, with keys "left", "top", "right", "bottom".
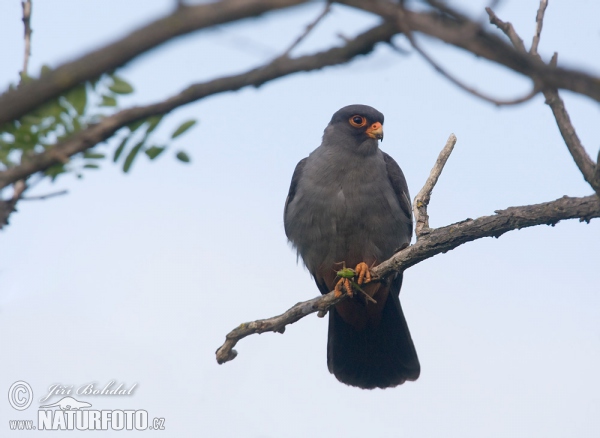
{"left": 323, "top": 104, "right": 384, "bottom": 156}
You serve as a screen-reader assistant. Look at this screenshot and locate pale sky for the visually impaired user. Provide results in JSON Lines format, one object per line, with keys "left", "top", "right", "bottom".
{"left": 1, "top": 1, "right": 599, "bottom": 437}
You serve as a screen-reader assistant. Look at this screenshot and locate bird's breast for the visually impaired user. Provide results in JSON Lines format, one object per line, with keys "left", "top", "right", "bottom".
{"left": 285, "top": 148, "right": 408, "bottom": 273}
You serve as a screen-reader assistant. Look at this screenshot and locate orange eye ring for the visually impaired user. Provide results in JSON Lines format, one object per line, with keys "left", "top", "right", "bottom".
{"left": 349, "top": 115, "right": 367, "bottom": 128}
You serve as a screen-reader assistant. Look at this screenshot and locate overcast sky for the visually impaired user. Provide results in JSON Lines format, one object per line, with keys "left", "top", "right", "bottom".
{"left": 1, "top": 1, "right": 599, "bottom": 437}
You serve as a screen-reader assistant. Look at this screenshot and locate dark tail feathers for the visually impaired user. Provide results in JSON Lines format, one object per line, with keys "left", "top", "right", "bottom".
{"left": 327, "top": 284, "right": 420, "bottom": 389}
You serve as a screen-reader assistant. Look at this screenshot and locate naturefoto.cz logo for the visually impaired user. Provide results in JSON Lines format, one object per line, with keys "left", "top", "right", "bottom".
{"left": 7, "top": 380, "right": 166, "bottom": 431}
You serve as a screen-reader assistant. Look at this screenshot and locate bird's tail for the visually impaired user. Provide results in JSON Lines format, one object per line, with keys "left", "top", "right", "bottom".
{"left": 327, "top": 275, "right": 420, "bottom": 389}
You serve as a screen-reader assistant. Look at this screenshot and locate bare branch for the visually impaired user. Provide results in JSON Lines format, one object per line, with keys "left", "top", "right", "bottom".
{"left": 3, "top": 0, "right": 35, "bottom": 228}
{"left": 485, "top": 7, "right": 526, "bottom": 53}
{"left": 595, "top": 149, "right": 600, "bottom": 189}
{"left": 531, "top": 0, "right": 548, "bottom": 56}
{"left": 408, "top": 36, "right": 540, "bottom": 106}
{"left": 279, "top": 2, "right": 331, "bottom": 58}
{"left": 486, "top": 2, "right": 600, "bottom": 196}
{"left": 21, "top": 189, "right": 68, "bottom": 201}
{"left": 216, "top": 193, "right": 600, "bottom": 363}
{"left": 413, "top": 134, "right": 456, "bottom": 237}
{"left": 21, "top": 0, "right": 32, "bottom": 77}
{"left": 338, "top": 0, "right": 600, "bottom": 103}
{"left": 0, "top": 0, "right": 309, "bottom": 126}
{"left": 0, "top": 22, "right": 398, "bottom": 190}
{"left": 0, "top": 180, "right": 26, "bottom": 230}
{"left": 389, "top": 4, "right": 540, "bottom": 106}
{"left": 543, "top": 89, "right": 600, "bottom": 195}
{"left": 216, "top": 290, "right": 347, "bottom": 364}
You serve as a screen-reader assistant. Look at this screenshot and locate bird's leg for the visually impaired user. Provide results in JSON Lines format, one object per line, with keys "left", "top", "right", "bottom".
{"left": 354, "top": 262, "right": 372, "bottom": 285}
{"left": 334, "top": 278, "right": 354, "bottom": 298}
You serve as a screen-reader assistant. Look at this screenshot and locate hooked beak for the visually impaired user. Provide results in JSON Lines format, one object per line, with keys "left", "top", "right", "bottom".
{"left": 366, "top": 122, "right": 383, "bottom": 141}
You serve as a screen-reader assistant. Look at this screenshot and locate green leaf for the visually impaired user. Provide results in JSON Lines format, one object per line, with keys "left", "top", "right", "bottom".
{"left": 83, "top": 151, "right": 105, "bottom": 159}
{"left": 145, "top": 115, "right": 163, "bottom": 134}
{"left": 122, "top": 141, "right": 144, "bottom": 173}
{"left": 40, "top": 65, "right": 53, "bottom": 76}
{"left": 21, "top": 115, "right": 43, "bottom": 126}
{"left": 101, "top": 95, "right": 117, "bottom": 107}
{"left": 83, "top": 163, "right": 100, "bottom": 169}
{"left": 171, "top": 119, "right": 197, "bottom": 139}
{"left": 113, "top": 136, "right": 130, "bottom": 162}
{"left": 175, "top": 151, "right": 190, "bottom": 163}
{"left": 126, "top": 119, "right": 146, "bottom": 132}
{"left": 145, "top": 145, "right": 165, "bottom": 160}
{"left": 45, "top": 164, "right": 66, "bottom": 181}
{"left": 65, "top": 84, "right": 87, "bottom": 115}
{"left": 109, "top": 75, "right": 134, "bottom": 94}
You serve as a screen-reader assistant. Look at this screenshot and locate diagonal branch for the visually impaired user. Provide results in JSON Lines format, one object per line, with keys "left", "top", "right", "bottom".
{"left": 215, "top": 124, "right": 600, "bottom": 365}
{"left": 486, "top": 2, "right": 600, "bottom": 196}
{"left": 530, "top": 0, "right": 548, "bottom": 56}
{"left": 0, "top": 22, "right": 399, "bottom": 190}
{"left": 21, "top": 0, "right": 32, "bottom": 77}
{"left": 216, "top": 193, "right": 600, "bottom": 364}
{"left": 338, "top": 0, "right": 600, "bottom": 104}
{"left": 413, "top": 134, "right": 456, "bottom": 237}
{"left": 279, "top": 2, "right": 331, "bottom": 58}
{"left": 543, "top": 89, "right": 600, "bottom": 195}
{"left": 0, "top": 0, "right": 309, "bottom": 126}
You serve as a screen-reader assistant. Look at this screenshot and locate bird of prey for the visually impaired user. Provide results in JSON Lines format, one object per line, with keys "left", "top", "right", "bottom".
{"left": 284, "top": 104, "right": 420, "bottom": 389}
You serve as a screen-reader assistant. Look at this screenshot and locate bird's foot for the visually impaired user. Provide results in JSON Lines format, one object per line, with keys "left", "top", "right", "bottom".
{"left": 334, "top": 277, "right": 354, "bottom": 298}
{"left": 333, "top": 262, "right": 372, "bottom": 298}
{"left": 354, "top": 262, "right": 372, "bottom": 285}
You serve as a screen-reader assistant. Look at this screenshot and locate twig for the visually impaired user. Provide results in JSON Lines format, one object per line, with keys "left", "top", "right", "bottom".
{"left": 0, "top": 180, "right": 27, "bottom": 229}
{"left": 0, "top": 22, "right": 399, "bottom": 190}
{"left": 21, "top": 189, "right": 68, "bottom": 201}
{"left": 413, "top": 134, "right": 456, "bottom": 237}
{"left": 338, "top": 0, "right": 600, "bottom": 103}
{"left": 530, "top": 0, "right": 548, "bottom": 56}
{"left": 395, "top": 4, "right": 539, "bottom": 106}
{"left": 215, "top": 290, "right": 348, "bottom": 364}
{"left": 21, "top": 0, "right": 32, "bottom": 77}
{"left": 485, "top": 7, "right": 526, "bottom": 53}
{"left": 595, "top": 149, "right": 600, "bottom": 190}
{"left": 216, "top": 193, "right": 600, "bottom": 364}
{"left": 409, "top": 37, "right": 540, "bottom": 106}
{"left": 0, "top": 0, "right": 310, "bottom": 126}
{"left": 543, "top": 89, "right": 600, "bottom": 195}
{"left": 6, "top": 0, "right": 35, "bottom": 228}
{"left": 279, "top": 2, "right": 331, "bottom": 58}
{"left": 486, "top": 1, "right": 600, "bottom": 196}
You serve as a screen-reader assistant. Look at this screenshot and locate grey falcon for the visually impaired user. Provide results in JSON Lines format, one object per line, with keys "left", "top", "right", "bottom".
{"left": 284, "top": 104, "right": 420, "bottom": 389}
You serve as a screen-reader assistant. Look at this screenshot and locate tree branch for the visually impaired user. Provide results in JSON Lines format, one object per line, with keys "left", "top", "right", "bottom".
{"left": 215, "top": 119, "right": 600, "bottom": 365}
{"left": 2, "top": 0, "right": 35, "bottom": 229}
{"left": 486, "top": 2, "right": 600, "bottom": 196}
{"left": 21, "top": 0, "right": 32, "bottom": 77}
{"left": 413, "top": 134, "right": 456, "bottom": 237}
{"left": 0, "top": 0, "right": 309, "bottom": 126}
{"left": 530, "top": 0, "right": 548, "bottom": 56}
{"left": 338, "top": 0, "right": 600, "bottom": 104}
{"left": 0, "top": 22, "right": 398, "bottom": 190}
{"left": 216, "top": 193, "right": 600, "bottom": 364}
{"left": 279, "top": 2, "right": 331, "bottom": 58}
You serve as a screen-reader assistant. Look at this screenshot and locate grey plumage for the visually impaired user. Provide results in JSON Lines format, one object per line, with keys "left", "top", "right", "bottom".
{"left": 284, "top": 104, "right": 420, "bottom": 389}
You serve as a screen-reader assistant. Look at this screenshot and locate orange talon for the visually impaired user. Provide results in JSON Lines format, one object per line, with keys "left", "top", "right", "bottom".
{"left": 334, "top": 279, "right": 343, "bottom": 298}
{"left": 355, "top": 262, "right": 372, "bottom": 285}
{"left": 334, "top": 277, "right": 354, "bottom": 298}
{"left": 343, "top": 278, "right": 354, "bottom": 297}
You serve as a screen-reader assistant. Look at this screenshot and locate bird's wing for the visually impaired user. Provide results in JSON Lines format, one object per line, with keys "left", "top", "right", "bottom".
{"left": 382, "top": 151, "right": 413, "bottom": 237}
{"left": 284, "top": 157, "right": 307, "bottom": 219}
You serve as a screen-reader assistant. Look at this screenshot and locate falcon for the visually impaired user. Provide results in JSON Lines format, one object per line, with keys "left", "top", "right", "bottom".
{"left": 284, "top": 104, "right": 420, "bottom": 389}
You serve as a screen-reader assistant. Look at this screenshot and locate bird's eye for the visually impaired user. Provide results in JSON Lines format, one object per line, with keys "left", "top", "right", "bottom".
{"left": 349, "top": 115, "right": 367, "bottom": 128}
